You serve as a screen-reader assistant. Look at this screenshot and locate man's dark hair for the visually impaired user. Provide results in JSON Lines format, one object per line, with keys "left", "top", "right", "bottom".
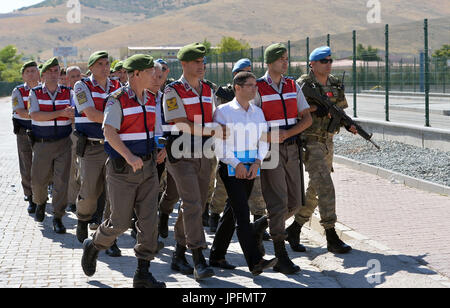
{"left": 60, "top": 68, "right": 66, "bottom": 76}
{"left": 233, "top": 71, "right": 256, "bottom": 91}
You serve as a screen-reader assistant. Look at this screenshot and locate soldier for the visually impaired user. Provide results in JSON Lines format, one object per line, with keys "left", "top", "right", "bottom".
{"left": 111, "top": 61, "right": 128, "bottom": 86}
{"left": 254, "top": 43, "right": 312, "bottom": 274}
{"left": 59, "top": 68, "right": 68, "bottom": 87}
{"left": 11, "top": 61, "right": 40, "bottom": 214}
{"left": 286, "top": 46, "right": 355, "bottom": 254}
{"left": 81, "top": 54, "right": 166, "bottom": 288}
{"left": 73, "top": 51, "right": 122, "bottom": 257}
{"left": 163, "top": 43, "right": 225, "bottom": 281}
{"left": 28, "top": 57, "right": 75, "bottom": 233}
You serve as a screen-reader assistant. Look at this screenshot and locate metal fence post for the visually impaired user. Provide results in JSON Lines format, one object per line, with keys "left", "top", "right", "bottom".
{"left": 353, "top": 30, "right": 357, "bottom": 117}
{"left": 288, "top": 40, "right": 291, "bottom": 76}
{"left": 385, "top": 24, "right": 390, "bottom": 122}
{"left": 327, "top": 34, "right": 330, "bottom": 47}
{"left": 424, "top": 18, "right": 430, "bottom": 127}
{"left": 306, "top": 37, "right": 310, "bottom": 74}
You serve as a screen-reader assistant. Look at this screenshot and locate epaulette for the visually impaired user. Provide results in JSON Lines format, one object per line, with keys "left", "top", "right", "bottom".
{"left": 110, "top": 87, "right": 125, "bottom": 100}
{"left": 168, "top": 80, "right": 182, "bottom": 88}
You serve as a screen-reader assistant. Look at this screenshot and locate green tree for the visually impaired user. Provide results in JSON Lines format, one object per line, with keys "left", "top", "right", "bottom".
{"left": 356, "top": 44, "right": 381, "bottom": 61}
{"left": 0, "top": 45, "right": 24, "bottom": 82}
{"left": 217, "top": 36, "right": 250, "bottom": 54}
{"left": 432, "top": 44, "right": 450, "bottom": 60}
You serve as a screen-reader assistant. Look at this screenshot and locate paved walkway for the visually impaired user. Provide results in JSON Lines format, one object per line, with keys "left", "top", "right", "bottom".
{"left": 0, "top": 97, "right": 449, "bottom": 288}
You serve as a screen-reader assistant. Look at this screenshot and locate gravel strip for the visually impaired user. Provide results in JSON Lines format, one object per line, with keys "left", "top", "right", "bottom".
{"left": 333, "top": 131, "right": 450, "bottom": 187}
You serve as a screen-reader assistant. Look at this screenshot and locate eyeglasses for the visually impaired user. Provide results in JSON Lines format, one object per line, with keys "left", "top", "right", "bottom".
{"left": 162, "top": 67, "right": 167, "bottom": 72}
{"left": 319, "top": 59, "right": 333, "bottom": 64}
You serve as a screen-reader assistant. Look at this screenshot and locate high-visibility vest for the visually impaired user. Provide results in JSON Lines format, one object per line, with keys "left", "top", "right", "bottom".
{"left": 104, "top": 88, "right": 156, "bottom": 159}
{"left": 74, "top": 78, "right": 121, "bottom": 139}
{"left": 31, "top": 85, "right": 72, "bottom": 140}
{"left": 257, "top": 77, "right": 299, "bottom": 131}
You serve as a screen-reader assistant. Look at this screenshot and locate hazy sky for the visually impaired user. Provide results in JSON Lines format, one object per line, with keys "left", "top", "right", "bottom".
{"left": 0, "top": 0, "right": 45, "bottom": 14}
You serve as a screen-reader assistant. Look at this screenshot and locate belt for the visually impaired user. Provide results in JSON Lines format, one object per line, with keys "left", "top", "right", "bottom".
{"left": 139, "top": 153, "right": 154, "bottom": 161}
{"left": 86, "top": 139, "right": 104, "bottom": 145}
{"left": 34, "top": 137, "right": 62, "bottom": 143}
{"left": 305, "top": 135, "right": 332, "bottom": 144}
{"left": 283, "top": 138, "right": 297, "bottom": 146}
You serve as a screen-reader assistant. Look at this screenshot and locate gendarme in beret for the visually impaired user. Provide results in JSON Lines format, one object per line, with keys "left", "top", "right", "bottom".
{"left": 177, "top": 43, "right": 206, "bottom": 62}
{"left": 88, "top": 51, "right": 109, "bottom": 67}
{"left": 113, "top": 61, "right": 123, "bottom": 72}
{"left": 232, "top": 58, "right": 252, "bottom": 74}
{"left": 309, "top": 46, "right": 332, "bottom": 62}
{"left": 123, "top": 54, "right": 154, "bottom": 72}
{"left": 41, "top": 57, "right": 59, "bottom": 74}
{"left": 265, "top": 43, "right": 287, "bottom": 64}
{"left": 21, "top": 61, "right": 38, "bottom": 74}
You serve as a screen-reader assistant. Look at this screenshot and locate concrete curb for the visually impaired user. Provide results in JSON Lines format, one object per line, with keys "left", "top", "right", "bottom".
{"left": 333, "top": 155, "right": 450, "bottom": 196}
{"left": 304, "top": 212, "right": 450, "bottom": 287}
{"left": 351, "top": 118, "right": 450, "bottom": 152}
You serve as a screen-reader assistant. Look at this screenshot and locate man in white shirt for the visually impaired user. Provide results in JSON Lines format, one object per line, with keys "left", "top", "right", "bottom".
{"left": 210, "top": 72, "right": 277, "bottom": 276}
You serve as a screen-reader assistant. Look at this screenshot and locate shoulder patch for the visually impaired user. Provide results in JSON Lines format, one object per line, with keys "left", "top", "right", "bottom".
{"left": 166, "top": 97, "right": 179, "bottom": 111}
{"left": 76, "top": 91, "right": 88, "bottom": 105}
{"left": 13, "top": 96, "right": 19, "bottom": 107}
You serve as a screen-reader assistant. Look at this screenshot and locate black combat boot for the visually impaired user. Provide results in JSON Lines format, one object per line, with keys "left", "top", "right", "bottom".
{"left": 76, "top": 220, "right": 89, "bottom": 243}
{"left": 273, "top": 240, "right": 301, "bottom": 274}
{"left": 25, "top": 196, "right": 36, "bottom": 214}
{"left": 133, "top": 259, "right": 166, "bottom": 288}
{"left": 171, "top": 244, "right": 194, "bottom": 275}
{"left": 192, "top": 248, "right": 215, "bottom": 281}
{"left": 52, "top": 218, "right": 66, "bottom": 234}
{"left": 209, "top": 213, "right": 220, "bottom": 233}
{"left": 158, "top": 212, "right": 169, "bottom": 238}
{"left": 202, "top": 206, "right": 210, "bottom": 227}
{"left": 253, "top": 216, "right": 268, "bottom": 256}
{"left": 286, "top": 221, "right": 306, "bottom": 252}
{"left": 34, "top": 204, "right": 46, "bottom": 222}
{"left": 325, "top": 228, "right": 352, "bottom": 254}
{"left": 105, "top": 240, "right": 122, "bottom": 257}
{"left": 251, "top": 257, "right": 278, "bottom": 276}
{"left": 81, "top": 239, "right": 100, "bottom": 277}
{"left": 254, "top": 215, "right": 271, "bottom": 241}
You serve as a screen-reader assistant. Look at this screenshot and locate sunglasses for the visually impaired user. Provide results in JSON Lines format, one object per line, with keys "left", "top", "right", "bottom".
{"left": 319, "top": 59, "right": 333, "bottom": 64}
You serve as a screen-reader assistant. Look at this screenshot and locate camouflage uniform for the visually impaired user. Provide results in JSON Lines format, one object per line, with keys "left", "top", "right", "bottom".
{"left": 294, "top": 71, "right": 347, "bottom": 229}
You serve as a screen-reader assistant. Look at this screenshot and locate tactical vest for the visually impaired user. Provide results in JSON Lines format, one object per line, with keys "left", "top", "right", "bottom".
{"left": 104, "top": 89, "right": 156, "bottom": 159}
{"left": 13, "top": 85, "right": 32, "bottom": 130}
{"left": 31, "top": 85, "right": 72, "bottom": 140}
{"left": 75, "top": 78, "right": 121, "bottom": 139}
{"left": 299, "top": 73, "right": 347, "bottom": 139}
{"left": 257, "top": 77, "right": 298, "bottom": 142}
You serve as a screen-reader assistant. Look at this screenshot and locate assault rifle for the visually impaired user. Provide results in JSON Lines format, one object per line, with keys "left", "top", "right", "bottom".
{"left": 302, "top": 76, "right": 380, "bottom": 150}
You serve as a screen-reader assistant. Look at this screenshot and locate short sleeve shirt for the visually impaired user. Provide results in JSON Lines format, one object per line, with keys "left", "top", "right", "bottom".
{"left": 253, "top": 71, "right": 310, "bottom": 114}
{"left": 103, "top": 86, "right": 151, "bottom": 131}
{"left": 162, "top": 75, "right": 217, "bottom": 123}
{"left": 73, "top": 76, "right": 115, "bottom": 114}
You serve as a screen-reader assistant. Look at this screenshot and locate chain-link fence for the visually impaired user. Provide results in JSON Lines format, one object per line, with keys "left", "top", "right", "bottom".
{"left": 167, "top": 17, "right": 449, "bottom": 128}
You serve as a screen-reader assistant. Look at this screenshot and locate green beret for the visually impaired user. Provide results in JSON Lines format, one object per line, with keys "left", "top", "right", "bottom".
{"left": 177, "top": 43, "right": 206, "bottom": 62}
{"left": 88, "top": 51, "right": 109, "bottom": 67}
{"left": 265, "top": 43, "right": 287, "bottom": 64}
{"left": 21, "top": 61, "right": 38, "bottom": 74}
{"left": 123, "top": 54, "right": 154, "bottom": 72}
{"left": 41, "top": 57, "right": 59, "bottom": 74}
{"left": 113, "top": 61, "right": 123, "bottom": 72}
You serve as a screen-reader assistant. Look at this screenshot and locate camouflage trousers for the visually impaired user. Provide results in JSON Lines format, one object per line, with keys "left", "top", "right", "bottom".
{"left": 294, "top": 139, "right": 337, "bottom": 229}
{"left": 208, "top": 157, "right": 266, "bottom": 217}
